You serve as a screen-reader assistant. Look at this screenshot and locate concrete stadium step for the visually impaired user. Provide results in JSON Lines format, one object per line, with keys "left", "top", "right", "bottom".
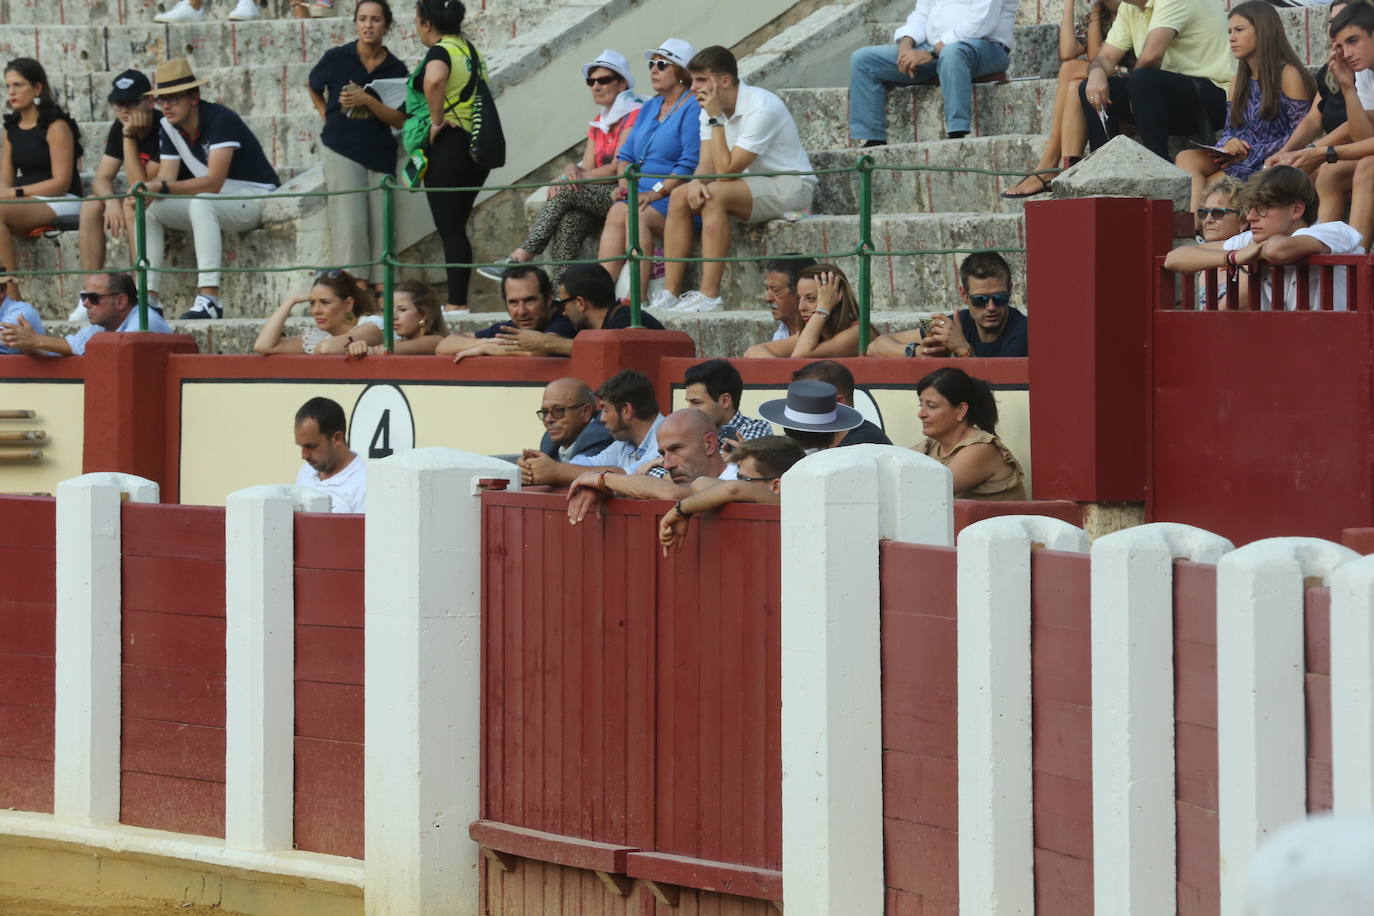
{"left": 714, "top": 211, "right": 1027, "bottom": 314}
{"left": 781, "top": 78, "right": 1057, "bottom": 150}
{"left": 809, "top": 135, "right": 1046, "bottom": 216}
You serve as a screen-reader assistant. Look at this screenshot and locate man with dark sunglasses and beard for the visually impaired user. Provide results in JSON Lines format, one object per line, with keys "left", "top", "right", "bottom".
{"left": 866, "top": 251, "right": 1028, "bottom": 358}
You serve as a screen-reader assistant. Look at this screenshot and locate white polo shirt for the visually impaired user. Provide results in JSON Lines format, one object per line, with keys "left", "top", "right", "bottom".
{"left": 700, "top": 82, "right": 817, "bottom": 188}
{"left": 295, "top": 452, "right": 367, "bottom": 513}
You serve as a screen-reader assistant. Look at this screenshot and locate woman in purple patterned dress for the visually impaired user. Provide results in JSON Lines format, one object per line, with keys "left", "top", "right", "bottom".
{"left": 1175, "top": 1, "right": 1314, "bottom": 229}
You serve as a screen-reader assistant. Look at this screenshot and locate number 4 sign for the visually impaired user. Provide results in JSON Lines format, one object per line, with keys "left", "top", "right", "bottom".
{"left": 349, "top": 384, "right": 416, "bottom": 460}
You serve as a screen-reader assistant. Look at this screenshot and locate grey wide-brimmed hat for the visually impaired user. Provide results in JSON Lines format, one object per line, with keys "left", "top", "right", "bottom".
{"left": 757, "top": 380, "right": 864, "bottom": 434}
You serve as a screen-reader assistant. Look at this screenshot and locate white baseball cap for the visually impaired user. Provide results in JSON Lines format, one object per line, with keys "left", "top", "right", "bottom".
{"left": 643, "top": 37, "right": 697, "bottom": 70}
{"left": 582, "top": 49, "right": 634, "bottom": 91}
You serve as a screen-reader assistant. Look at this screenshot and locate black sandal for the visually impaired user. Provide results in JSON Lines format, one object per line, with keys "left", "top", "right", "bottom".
{"left": 1000, "top": 173, "right": 1052, "bottom": 199}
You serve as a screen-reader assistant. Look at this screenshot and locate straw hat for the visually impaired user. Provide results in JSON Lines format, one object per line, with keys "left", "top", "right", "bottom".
{"left": 144, "top": 58, "right": 210, "bottom": 97}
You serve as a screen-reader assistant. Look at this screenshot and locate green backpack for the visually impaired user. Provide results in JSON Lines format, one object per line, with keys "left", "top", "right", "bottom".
{"left": 400, "top": 35, "right": 471, "bottom": 156}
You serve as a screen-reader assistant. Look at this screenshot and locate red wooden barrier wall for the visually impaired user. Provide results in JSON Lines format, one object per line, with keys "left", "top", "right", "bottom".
{"left": 0, "top": 496, "right": 56, "bottom": 813}
{"left": 293, "top": 513, "right": 366, "bottom": 859}
{"left": 478, "top": 490, "right": 782, "bottom": 913}
{"left": 119, "top": 502, "right": 227, "bottom": 837}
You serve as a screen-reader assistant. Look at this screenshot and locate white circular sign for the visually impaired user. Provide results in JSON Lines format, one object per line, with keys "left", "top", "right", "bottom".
{"left": 349, "top": 384, "right": 416, "bottom": 459}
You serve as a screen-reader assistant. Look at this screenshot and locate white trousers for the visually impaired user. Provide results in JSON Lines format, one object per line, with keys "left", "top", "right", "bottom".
{"left": 145, "top": 183, "right": 267, "bottom": 289}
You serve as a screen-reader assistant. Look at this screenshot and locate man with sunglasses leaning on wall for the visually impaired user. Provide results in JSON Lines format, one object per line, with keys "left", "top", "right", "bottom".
{"left": 0, "top": 272, "right": 170, "bottom": 356}
{"left": 866, "top": 251, "right": 1028, "bottom": 358}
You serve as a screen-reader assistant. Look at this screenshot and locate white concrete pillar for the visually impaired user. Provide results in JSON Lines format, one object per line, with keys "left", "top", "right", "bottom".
{"left": 363, "top": 449, "right": 518, "bottom": 916}
{"left": 1216, "top": 538, "right": 1359, "bottom": 916}
{"left": 1090, "top": 523, "right": 1233, "bottom": 916}
{"left": 224, "top": 485, "right": 330, "bottom": 851}
{"left": 1330, "top": 556, "right": 1374, "bottom": 813}
{"left": 1243, "top": 813, "right": 1374, "bottom": 915}
{"left": 956, "top": 515, "right": 1089, "bottom": 916}
{"left": 780, "top": 445, "right": 953, "bottom": 916}
{"left": 52, "top": 472, "right": 159, "bottom": 825}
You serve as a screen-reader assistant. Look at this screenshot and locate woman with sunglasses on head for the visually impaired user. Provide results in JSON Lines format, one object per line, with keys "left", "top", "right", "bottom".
{"left": 254, "top": 270, "right": 383, "bottom": 355}
{"left": 597, "top": 38, "right": 701, "bottom": 301}
{"left": 407, "top": 0, "right": 487, "bottom": 313}
{"left": 308, "top": 0, "right": 409, "bottom": 293}
{"left": 479, "top": 50, "right": 646, "bottom": 288}
{"left": 346, "top": 279, "right": 449, "bottom": 355}
{"left": 912, "top": 367, "right": 1026, "bottom": 501}
{"left": 0, "top": 58, "right": 83, "bottom": 303}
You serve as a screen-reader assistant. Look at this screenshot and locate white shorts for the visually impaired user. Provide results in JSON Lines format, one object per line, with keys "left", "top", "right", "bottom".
{"left": 35, "top": 194, "right": 81, "bottom": 220}
{"left": 742, "top": 173, "right": 814, "bottom": 224}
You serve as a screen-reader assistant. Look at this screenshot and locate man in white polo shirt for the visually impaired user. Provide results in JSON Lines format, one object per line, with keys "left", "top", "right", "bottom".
{"left": 293, "top": 397, "right": 367, "bottom": 514}
{"left": 651, "top": 46, "right": 816, "bottom": 314}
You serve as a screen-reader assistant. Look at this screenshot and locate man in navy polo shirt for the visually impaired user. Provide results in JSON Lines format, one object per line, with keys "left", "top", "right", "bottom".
{"left": 437, "top": 266, "right": 577, "bottom": 359}
{"left": 142, "top": 58, "right": 280, "bottom": 321}
{"left": 866, "top": 251, "right": 1028, "bottom": 358}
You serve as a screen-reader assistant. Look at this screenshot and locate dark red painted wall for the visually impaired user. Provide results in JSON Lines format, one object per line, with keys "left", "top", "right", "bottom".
{"left": 119, "top": 502, "right": 227, "bottom": 838}
{"left": 293, "top": 512, "right": 365, "bottom": 859}
{"left": 0, "top": 496, "right": 56, "bottom": 813}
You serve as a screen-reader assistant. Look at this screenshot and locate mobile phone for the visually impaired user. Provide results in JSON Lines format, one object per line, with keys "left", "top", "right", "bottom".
{"left": 402, "top": 150, "right": 428, "bottom": 188}
{"left": 719, "top": 424, "right": 738, "bottom": 452}
{"left": 916, "top": 317, "right": 933, "bottom": 340}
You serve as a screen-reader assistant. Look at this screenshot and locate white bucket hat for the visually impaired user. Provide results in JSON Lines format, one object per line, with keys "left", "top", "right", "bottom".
{"left": 582, "top": 49, "right": 635, "bottom": 91}
{"left": 643, "top": 37, "right": 697, "bottom": 70}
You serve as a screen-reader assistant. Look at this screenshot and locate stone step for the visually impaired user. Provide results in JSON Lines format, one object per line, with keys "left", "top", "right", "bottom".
{"left": 0, "top": 0, "right": 559, "bottom": 29}
{"left": 781, "top": 77, "right": 1057, "bottom": 149}
{"left": 810, "top": 135, "right": 1047, "bottom": 215}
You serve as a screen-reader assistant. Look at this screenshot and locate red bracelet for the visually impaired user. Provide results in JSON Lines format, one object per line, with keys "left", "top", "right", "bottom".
{"left": 599, "top": 470, "right": 609, "bottom": 490}
{"left": 1226, "top": 249, "right": 1237, "bottom": 268}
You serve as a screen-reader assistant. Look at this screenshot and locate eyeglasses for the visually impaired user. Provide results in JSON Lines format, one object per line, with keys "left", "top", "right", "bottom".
{"left": 1197, "top": 207, "right": 1241, "bottom": 221}
{"left": 737, "top": 473, "right": 780, "bottom": 483}
{"left": 585, "top": 75, "right": 619, "bottom": 87}
{"left": 967, "top": 291, "right": 1011, "bottom": 310}
{"left": 648, "top": 60, "right": 674, "bottom": 72}
{"left": 78, "top": 290, "right": 121, "bottom": 303}
{"left": 536, "top": 404, "right": 588, "bottom": 422}
{"left": 1245, "top": 203, "right": 1272, "bottom": 217}
{"left": 152, "top": 91, "right": 193, "bottom": 106}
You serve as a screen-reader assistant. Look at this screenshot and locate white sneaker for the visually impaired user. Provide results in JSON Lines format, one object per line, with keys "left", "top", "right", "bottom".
{"left": 155, "top": 0, "right": 206, "bottom": 21}
{"left": 674, "top": 290, "right": 723, "bottom": 312}
{"left": 227, "top": 0, "right": 260, "bottom": 18}
{"left": 179, "top": 293, "right": 223, "bottom": 320}
{"left": 645, "top": 289, "right": 679, "bottom": 311}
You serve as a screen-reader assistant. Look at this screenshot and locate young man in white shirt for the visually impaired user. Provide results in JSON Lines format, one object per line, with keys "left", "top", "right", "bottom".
{"left": 1163, "top": 165, "right": 1364, "bottom": 310}
{"left": 650, "top": 46, "right": 817, "bottom": 314}
{"left": 294, "top": 397, "right": 367, "bottom": 514}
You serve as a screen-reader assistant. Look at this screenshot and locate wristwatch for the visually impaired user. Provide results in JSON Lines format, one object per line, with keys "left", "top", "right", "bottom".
{"left": 651, "top": 181, "right": 665, "bottom": 193}
{"left": 905, "top": 341, "right": 920, "bottom": 358}
{"left": 1327, "top": 145, "right": 1339, "bottom": 164}
{"left": 707, "top": 116, "right": 723, "bottom": 128}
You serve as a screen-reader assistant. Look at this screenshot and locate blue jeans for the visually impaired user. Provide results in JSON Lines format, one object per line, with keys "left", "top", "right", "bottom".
{"left": 848, "top": 39, "right": 1010, "bottom": 140}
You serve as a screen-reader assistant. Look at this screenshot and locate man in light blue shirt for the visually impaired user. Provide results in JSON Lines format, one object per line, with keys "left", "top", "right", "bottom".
{"left": 0, "top": 296, "right": 45, "bottom": 354}
{"left": 518, "top": 368, "right": 667, "bottom": 486}
{"left": 0, "top": 272, "right": 170, "bottom": 356}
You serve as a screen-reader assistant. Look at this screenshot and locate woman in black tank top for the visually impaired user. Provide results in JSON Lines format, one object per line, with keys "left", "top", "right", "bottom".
{"left": 0, "top": 58, "right": 83, "bottom": 301}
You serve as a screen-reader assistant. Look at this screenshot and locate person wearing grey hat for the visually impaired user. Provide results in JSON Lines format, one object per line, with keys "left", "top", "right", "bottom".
{"left": 71, "top": 70, "right": 163, "bottom": 322}
{"left": 757, "top": 379, "right": 865, "bottom": 453}
{"left": 479, "top": 48, "right": 646, "bottom": 287}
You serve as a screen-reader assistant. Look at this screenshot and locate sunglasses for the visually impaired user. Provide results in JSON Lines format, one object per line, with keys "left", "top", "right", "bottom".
{"left": 79, "top": 290, "right": 120, "bottom": 303}
{"left": 315, "top": 269, "right": 346, "bottom": 281}
{"left": 648, "top": 60, "right": 674, "bottom": 72}
{"left": 1197, "top": 207, "right": 1241, "bottom": 221}
{"left": 737, "top": 473, "right": 780, "bottom": 483}
{"left": 585, "top": 75, "right": 619, "bottom": 87}
{"left": 967, "top": 291, "right": 1011, "bottom": 310}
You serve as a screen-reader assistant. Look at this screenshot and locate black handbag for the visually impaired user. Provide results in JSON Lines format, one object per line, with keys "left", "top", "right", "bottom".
{"left": 460, "top": 37, "right": 506, "bottom": 169}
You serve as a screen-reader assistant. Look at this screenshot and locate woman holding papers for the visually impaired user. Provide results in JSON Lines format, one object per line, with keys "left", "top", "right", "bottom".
{"left": 1174, "top": 1, "right": 1314, "bottom": 225}
{"left": 308, "top": 0, "right": 409, "bottom": 290}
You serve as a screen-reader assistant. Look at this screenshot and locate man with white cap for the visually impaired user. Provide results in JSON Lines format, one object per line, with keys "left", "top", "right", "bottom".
{"left": 142, "top": 59, "right": 280, "bottom": 320}
{"left": 479, "top": 49, "right": 646, "bottom": 287}
{"left": 650, "top": 45, "right": 816, "bottom": 314}
{"left": 757, "top": 378, "right": 866, "bottom": 453}
{"left": 73, "top": 69, "right": 162, "bottom": 322}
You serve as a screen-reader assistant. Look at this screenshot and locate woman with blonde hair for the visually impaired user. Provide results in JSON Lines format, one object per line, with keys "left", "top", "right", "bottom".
{"left": 347, "top": 279, "right": 449, "bottom": 355}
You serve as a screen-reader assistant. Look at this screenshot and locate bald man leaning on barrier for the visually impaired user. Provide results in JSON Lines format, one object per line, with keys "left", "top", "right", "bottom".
{"left": 536, "top": 377, "right": 613, "bottom": 463}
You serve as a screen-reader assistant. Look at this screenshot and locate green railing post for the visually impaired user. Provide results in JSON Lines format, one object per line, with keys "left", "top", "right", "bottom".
{"left": 381, "top": 176, "right": 396, "bottom": 352}
{"left": 133, "top": 182, "right": 149, "bottom": 332}
{"left": 625, "top": 164, "right": 642, "bottom": 328}
{"left": 856, "top": 156, "right": 875, "bottom": 354}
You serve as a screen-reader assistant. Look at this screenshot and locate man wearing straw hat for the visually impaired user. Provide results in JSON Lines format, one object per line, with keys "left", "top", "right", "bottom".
{"left": 142, "top": 58, "right": 280, "bottom": 320}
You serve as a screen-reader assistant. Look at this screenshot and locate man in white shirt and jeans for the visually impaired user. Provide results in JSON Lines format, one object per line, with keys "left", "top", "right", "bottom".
{"left": 1163, "top": 165, "right": 1364, "bottom": 310}
{"left": 849, "top": 0, "right": 1018, "bottom": 145}
{"left": 650, "top": 46, "right": 817, "bottom": 314}
{"left": 294, "top": 397, "right": 367, "bottom": 513}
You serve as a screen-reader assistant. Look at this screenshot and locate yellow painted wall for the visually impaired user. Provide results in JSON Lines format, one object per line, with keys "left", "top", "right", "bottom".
{"left": 0, "top": 381, "right": 84, "bottom": 497}
{"left": 179, "top": 380, "right": 547, "bottom": 506}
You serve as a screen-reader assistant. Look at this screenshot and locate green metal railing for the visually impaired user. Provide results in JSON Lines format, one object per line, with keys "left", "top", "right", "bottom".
{"left": 9, "top": 158, "right": 1048, "bottom": 353}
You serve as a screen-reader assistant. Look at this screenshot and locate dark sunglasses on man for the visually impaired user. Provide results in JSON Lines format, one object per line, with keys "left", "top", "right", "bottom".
{"left": 967, "top": 291, "right": 1011, "bottom": 310}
